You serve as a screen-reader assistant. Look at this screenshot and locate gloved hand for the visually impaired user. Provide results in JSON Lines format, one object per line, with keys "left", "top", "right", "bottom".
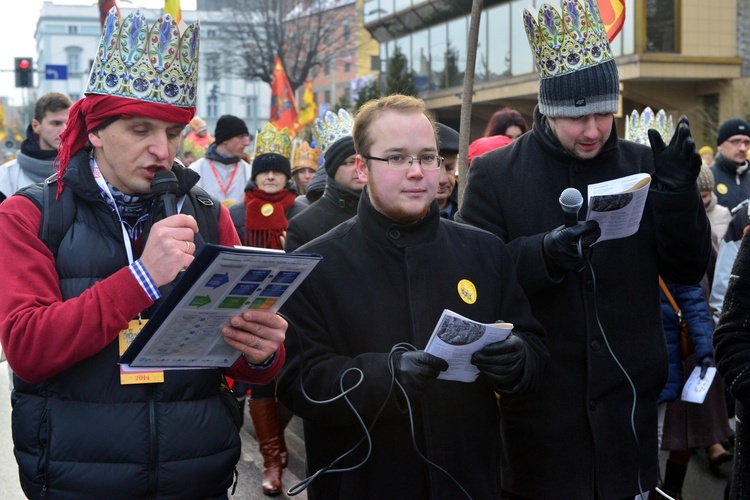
{"left": 648, "top": 115, "right": 701, "bottom": 192}
{"left": 700, "top": 356, "right": 714, "bottom": 379}
{"left": 392, "top": 350, "right": 449, "bottom": 396}
{"left": 471, "top": 333, "right": 529, "bottom": 391}
{"left": 542, "top": 221, "right": 601, "bottom": 273}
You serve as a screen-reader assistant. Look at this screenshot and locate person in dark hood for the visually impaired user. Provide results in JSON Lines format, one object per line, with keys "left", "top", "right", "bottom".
{"left": 0, "top": 92, "right": 72, "bottom": 202}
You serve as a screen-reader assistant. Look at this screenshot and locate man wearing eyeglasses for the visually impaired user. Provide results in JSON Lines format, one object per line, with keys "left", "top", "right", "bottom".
{"left": 711, "top": 118, "right": 750, "bottom": 210}
{"left": 277, "top": 94, "right": 548, "bottom": 499}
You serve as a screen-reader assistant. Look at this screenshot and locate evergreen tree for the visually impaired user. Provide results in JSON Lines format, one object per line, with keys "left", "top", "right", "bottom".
{"left": 355, "top": 79, "right": 381, "bottom": 110}
{"left": 385, "top": 46, "right": 418, "bottom": 97}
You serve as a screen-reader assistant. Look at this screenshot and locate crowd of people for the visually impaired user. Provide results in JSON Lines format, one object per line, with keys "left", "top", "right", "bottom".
{"left": 3, "top": 2, "right": 750, "bottom": 500}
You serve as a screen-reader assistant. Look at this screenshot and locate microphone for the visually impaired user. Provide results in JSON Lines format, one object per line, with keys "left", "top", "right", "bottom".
{"left": 151, "top": 170, "right": 179, "bottom": 218}
{"left": 559, "top": 187, "right": 583, "bottom": 228}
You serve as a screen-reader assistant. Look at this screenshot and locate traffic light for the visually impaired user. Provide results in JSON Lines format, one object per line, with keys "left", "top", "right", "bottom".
{"left": 15, "top": 58, "right": 33, "bottom": 88}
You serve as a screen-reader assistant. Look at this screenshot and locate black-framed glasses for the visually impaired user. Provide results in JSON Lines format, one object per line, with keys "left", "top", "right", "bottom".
{"left": 363, "top": 154, "right": 444, "bottom": 170}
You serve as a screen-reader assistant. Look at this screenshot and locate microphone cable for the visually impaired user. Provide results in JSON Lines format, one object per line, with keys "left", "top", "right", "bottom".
{"left": 287, "top": 333, "right": 473, "bottom": 499}
{"left": 581, "top": 242, "right": 646, "bottom": 498}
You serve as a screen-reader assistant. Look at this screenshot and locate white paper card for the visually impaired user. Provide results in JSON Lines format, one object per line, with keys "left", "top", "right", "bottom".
{"left": 681, "top": 366, "right": 717, "bottom": 404}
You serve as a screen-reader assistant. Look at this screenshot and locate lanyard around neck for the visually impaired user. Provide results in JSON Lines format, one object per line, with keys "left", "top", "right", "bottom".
{"left": 208, "top": 160, "right": 240, "bottom": 199}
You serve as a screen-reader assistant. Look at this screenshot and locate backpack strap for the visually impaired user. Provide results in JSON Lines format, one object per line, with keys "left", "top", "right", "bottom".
{"left": 189, "top": 189, "right": 221, "bottom": 245}
{"left": 16, "top": 173, "right": 76, "bottom": 257}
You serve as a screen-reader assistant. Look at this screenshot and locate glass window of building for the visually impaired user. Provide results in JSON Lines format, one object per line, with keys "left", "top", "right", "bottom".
{"left": 207, "top": 95, "right": 218, "bottom": 118}
{"left": 394, "top": 0, "right": 410, "bottom": 14}
{"left": 486, "top": 3, "right": 511, "bottom": 79}
{"left": 412, "top": 28, "right": 430, "bottom": 92}
{"left": 65, "top": 47, "right": 83, "bottom": 73}
{"left": 205, "top": 53, "right": 219, "bottom": 80}
{"left": 324, "top": 90, "right": 331, "bottom": 104}
{"left": 445, "top": 17, "right": 467, "bottom": 88}
{"left": 476, "top": 9, "right": 489, "bottom": 81}
{"left": 68, "top": 25, "right": 78, "bottom": 35}
{"left": 429, "top": 24, "right": 447, "bottom": 90}
{"left": 245, "top": 96, "right": 257, "bottom": 120}
{"left": 510, "top": 0, "right": 534, "bottom": 77}
{"left": 646, "top": 0, "right": 675, "bottom": 53}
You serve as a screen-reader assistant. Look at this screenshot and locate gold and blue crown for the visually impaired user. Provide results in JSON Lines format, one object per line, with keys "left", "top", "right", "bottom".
{"left": 254, "top": 123, "right": 293, "bottom": 160}
{"left": 292, "top": 141, "right": 321, "bottom": 172}
{"left": 86, "top": 8, "right": 199, "bottom": 107}
{"left": 313, "top": 109, "right": 354, "bottom": 154}
{"left": 624, "top": 107, "right": 674, "bottom": 145}
{"left": 523, "top": 0, "right": 613, "bottom": 80}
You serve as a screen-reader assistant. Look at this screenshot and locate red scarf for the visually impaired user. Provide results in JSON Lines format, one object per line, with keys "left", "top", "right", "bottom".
{"left": 243, "top": 188, "right": 297, "bottom": 249}
{"left": 56, "top": 94, "right": 195, "bottom": 198}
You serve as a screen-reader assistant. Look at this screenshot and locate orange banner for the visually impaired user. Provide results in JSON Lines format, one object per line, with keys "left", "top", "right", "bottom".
{"left": 597, "top": 0, "right": 625, "bottom": 42}
{"left": 270, "top": 56, "right": 299, "bottom": 135}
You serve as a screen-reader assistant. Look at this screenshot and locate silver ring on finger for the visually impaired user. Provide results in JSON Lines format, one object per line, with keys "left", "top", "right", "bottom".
{"left": 254, "top": 337, "right": 262, "bottom": 349}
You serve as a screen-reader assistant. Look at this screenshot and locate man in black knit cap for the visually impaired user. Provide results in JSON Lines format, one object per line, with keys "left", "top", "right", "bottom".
{"left": 285, "top": 109, "right": 364, "bottom": 252}
{"left": 710, "top": 117, "right": 750, "bottom": 210}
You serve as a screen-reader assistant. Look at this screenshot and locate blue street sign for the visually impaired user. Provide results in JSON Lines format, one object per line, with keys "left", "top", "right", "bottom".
{"left": 45, "top": 65, "right": 68, "bottom": 80}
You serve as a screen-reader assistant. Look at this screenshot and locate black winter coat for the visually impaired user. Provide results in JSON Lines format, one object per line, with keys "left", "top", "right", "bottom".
{"left": 284, "top": 180, "right": 360, "bottom": 252}
{"left": 711, "top": 153, "right": 750, "bottom": 211}
{"left": 458, "top": 108, "right": 711, "bottom": 499}
{"left": 278, "top": 192, "right": 548, "bottom": 500}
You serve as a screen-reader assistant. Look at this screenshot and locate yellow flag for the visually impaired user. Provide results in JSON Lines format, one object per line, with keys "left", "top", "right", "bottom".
{"left": 11, "top": 122, "right": 22, "bottom": 143}
{"left": 297, "top": 80, "right": 317, "bottom": 128}
{"left": 0, "top": 101, "right": 7, "bottom": 142}
{"left": 164, "top": 0, "right": 181, "bottom": 23}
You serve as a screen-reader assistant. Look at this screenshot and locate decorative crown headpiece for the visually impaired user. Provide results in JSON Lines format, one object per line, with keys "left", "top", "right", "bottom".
{"left": 624, "top": 107, "right": 674, "bottom": 146}
{"left": 292, "top": 141, "right": 321, "bottom": 171}
{"left": 313, "top": 109, "right": 354, "bottom": 153}
{"left": 86, "top": 7, "right": 199, "bottom": 107}
{"left": 523, "top": 0, "right": 613, "bottom": 79}
{"left": 254, "top": 123, "right": 293, "bottom": 160}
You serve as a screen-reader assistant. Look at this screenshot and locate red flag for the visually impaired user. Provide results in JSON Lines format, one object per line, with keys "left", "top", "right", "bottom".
{"left": 270, "top": 56, "right": 299, "bottom": 134}
{"left": 597, "top": 0, "right": 625, "bottom": 42}
{"left": 98, "top": 0, "right": 120, "bottom": 28}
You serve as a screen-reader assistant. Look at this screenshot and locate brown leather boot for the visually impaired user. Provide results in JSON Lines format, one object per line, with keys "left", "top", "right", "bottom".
{"left": 276, "top": 401, "right": 294, "bottom": 469}
{"left": 250, "top": 399, "right": 282, "bottom": 496}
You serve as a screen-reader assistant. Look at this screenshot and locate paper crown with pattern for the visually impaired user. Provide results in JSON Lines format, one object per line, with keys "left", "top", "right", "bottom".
{"left": 313, "top": 108, "right": 354, "bottom": 153}
{"left": 254, "top": 123, "right": 293, "bottom": 160}
{"left": 523, "top": 0, "right": 613, "bottom": 80}
{"left": 86, "top": 7, "right": 199, "bottom": 107}
{"left": 624, "top": 107, "right": 674, "bottom": 146}
{"left": 292, "top": 141, "right": 321, "bottom": 173}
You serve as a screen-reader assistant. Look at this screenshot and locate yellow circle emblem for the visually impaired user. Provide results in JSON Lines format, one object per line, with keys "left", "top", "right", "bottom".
{"left": 457, "top": 279, "right": 477, "bottom": 304}
{"left": 261, "top": 203, "right": 275, "bottom": 217}
{"left": 717, "top": 183, "right": 729, "bottom": 195}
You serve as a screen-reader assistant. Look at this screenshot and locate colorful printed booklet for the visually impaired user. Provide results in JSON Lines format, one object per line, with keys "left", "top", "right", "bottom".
{"left": 120, "top": 244, "right": 321, "bottom": 369}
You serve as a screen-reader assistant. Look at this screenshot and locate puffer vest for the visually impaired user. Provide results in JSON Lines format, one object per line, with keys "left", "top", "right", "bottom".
{"left": 11, "top": 151, "right": 241, "bottom": 499}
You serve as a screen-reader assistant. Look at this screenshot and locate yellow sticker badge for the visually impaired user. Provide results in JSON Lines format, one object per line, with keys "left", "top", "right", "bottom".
{"left": 457, "top": 279, "right": 477, "bottom": 304}
{"left": 717, "top": 183, "right": 729, "bottom": 195}
{"left": 261, "top": 203, "right": 275, "bottom": 217}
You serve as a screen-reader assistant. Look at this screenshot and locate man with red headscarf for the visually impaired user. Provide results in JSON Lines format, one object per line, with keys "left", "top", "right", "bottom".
{"left": 0, "top": 8, "right": 287, "bottom": 498}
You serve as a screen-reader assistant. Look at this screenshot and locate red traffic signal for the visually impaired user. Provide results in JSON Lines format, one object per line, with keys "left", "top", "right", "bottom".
{"left": 15, "top": 57, "right": 33, "bottom": 88}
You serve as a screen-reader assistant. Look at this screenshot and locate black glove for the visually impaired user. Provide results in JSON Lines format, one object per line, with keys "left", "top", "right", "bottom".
{"left": 542, "top": 221, "right": 601, "bottom": 273}
{"left": 471, "top": 333, "right": 529, "bottom": 391}
{"left": 649, "top": 115, "right": 701, "bottom": 192}
{"left": 700, "top": 356, "right": 714, "bottom": 379}
{"left": 392, "top": 350, "right": 449, "bottom": 396}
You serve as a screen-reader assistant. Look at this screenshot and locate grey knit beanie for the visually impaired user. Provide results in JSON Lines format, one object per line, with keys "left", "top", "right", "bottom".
{"left": 539, "top": 59, "right": 619, "bottom": 118}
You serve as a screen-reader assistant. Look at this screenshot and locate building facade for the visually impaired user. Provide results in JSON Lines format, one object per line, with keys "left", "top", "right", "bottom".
{"left": 33, "top": 1, "right": 272, "bottom": 138}
{"left": 364, "top": 0, "right": 748, "bottom": 146}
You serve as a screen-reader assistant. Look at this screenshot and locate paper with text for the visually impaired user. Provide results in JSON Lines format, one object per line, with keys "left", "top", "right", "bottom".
{"left": 425, "top": 309, "right": 513, "bottom": 383}
{"left": 586, "top": 173, "right": 651, "bottom": 243}
{"left": 681, "top": 366, "right": 717, "bottom": 404}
